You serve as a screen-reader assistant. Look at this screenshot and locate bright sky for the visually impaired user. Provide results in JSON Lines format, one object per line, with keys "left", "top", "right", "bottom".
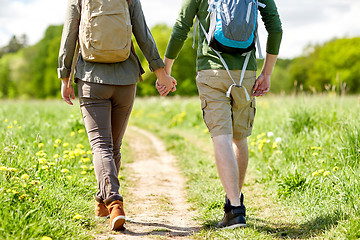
{"left": 0, "top": 0, "right": 359, "bottom": 59}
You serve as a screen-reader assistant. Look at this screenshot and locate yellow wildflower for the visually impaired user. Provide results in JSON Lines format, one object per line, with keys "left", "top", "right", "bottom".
{"left": 13, "top": 120, "right": 18, "bottom": 125}
{"left": 18, "top": 194, "right": 27, "bottom": 200}
{"left": 70, "top": 132, "right": 76, "bottom": 137}
{"left": 41, "top": 166, "right": 49, "bottom": 170}
{"left": 312, "top": 152, "right": 318, "bottom": 156}
{"left": 4, "top": 119, "right": 8, "bottom": 122}
{"left": 81, "top": 157, "right": 91, "bottom": 163}
{"left": 272, "top": 141, "right": 278, "bottom": 149}
{"left": 48, "top": 162, "right": 55, "bottom": 166}
{"left": 7, "top": 125, "right": 13, "bottom": 129}
{"left": 41, "top": 236, "right": 53, "bottom": 240}
{"left": 80, "top": 165, "right": 88, "bottom": 170}
{"left": 333, "top": 167, "right": 339, "bottom": 171}
{"left": 63, "top": 142, "right": 70, "bottom": 148}
{"left": 0, "top": 166, "right": 8, "bottom": 171}
{"left": 38, "top": 143, "right": 44, "bottom": 148}
{"left": 53, "top": 144, "right": 59, "bottom": 148}
{"left": 73, "top": 214, "right": 83, "bottom": 220}
{"left": 53, "top": 154, "right": 60, "bottom": 159}
{"left": 311, "top": 146, "right": 322, "bottom": 150}
{"left": 318, "top": 169, "right": 324, "bottom": 174}
{"left": 78, "top": 129, "right": 84, "bottom": 133}
{"left": 8, "top": 167, "right": 17, "bottom": 172}
{"left": 312, "top": 171, "right": 319, "bottom": 177}
{"left": 30, "top": 180, "right": 40, "bottom": 185}
{"left": 66, "top": 176, "right": 72, "bottom": 180}
{"left": 76, "top": 144, "right": 84, "bottom": 149}
{"left": 18, "top": 126, "right": 22, "bottom": 129}
{"left": 86, "top": 150, "right": 92, "bottom": 155}
{"left": 21, "top": 174, "right": 30, "bottom": 180}
{"left": 55, "top": 139, "right": 62, "bottom": 144}
{"left": 38, "top": 158, "right": 47, "bottom": 164}
{"left": 323, "top": 171, "right": 331, "bottom": 176}
{"left": 61, "top": 169, "right": 70, "bottom": 173}
{"left": 81, "top": 171, "right": 87, "bottom": 175}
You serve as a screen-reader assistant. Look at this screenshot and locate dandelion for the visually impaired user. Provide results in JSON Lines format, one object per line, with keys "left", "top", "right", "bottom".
{"left": 8, "top": 167, "right": 17, "bottom": 172}
{"left": 86, "top": 150, "right": 92, "bottom": 155}
{"left": 318, "top": 169, "right": 324, "bottom": 174}
{"left": 61, "top": 169, "right": 70, "bottom": 173}
{"left": 0, "top": 166, "right": 8, "bottom": 171}
{"left": 312, "top": 152, "right": 319, "bottom": 156}
{"left": 53, "top": 154, "right": 60, "bottom": 159}
{"left": 312, "top": 171, "right": 319, "bottom": 177}
{"left": 53, "top": 144, "right": 59, "bottom": 148}
{"left": 30, "top": 180, "right": 40, "bottom": 185}
{"left": 70, "top": 132, "right": 76, "bottom": 137}
{"left": 13, "top": 120, "right": 18, "bottom": 125}
{"left": 323, "top": 171, "right": 331, "bottom": 177}
{"left": 63, "top": 142, "right": 70, "bottom": 148}
{"left": 267, "top": 132, "right": 274, "bottom": 137}
{"left": 41, "top": 166, "right": 49, "bottom": 170}
{"left": 82, "top": 178, "right": 88, "bottom": 181}
{"left": 81, "top": 171, "right": 87, "bottom": 175}
{"left": 18, "top": 194, "right": 27, "bottom": 200}
{"left": 4, "top": 119, "right": 8, "bottom": 122}
{"left": 73, "top": 214, "right": 83, "bottom": 220}
{"left": 272, "top": 141, "right": 278, "bottom": 149}
{"left": 48, "top": 162, "right": 55, "bottom": 166}
{"left": 21, "top": 174, "right": 30, "bottom": 180}
{"left": 38, "top": 158, "right": 47, "bottom": 164}
{"left": 203, "top": 129, "right": 208, "bottom": 133}
{"left": 311, "top": 146, "right": 322, "bottom": 150}
{"left": 8, "top": 125, "right": 13, "bottom": 129}
{"left": 89, "top": 166, "right": 94, "bottom": 170}
{"left": 256, "top": 133, "right": 266, "bottom": 139}
{"left": 333, "top": 167, "right": 339, "bottom": 171}
{"left": 78, "top": 129, "right": 84, "bottom": 134}
{"left": 76, "top": 144, "right": 84, "bottom": 149}
{"left": 55, "top": 139, "right": 62, "bottom": 144}
{"left": 38, "top": 143, "right": 44, "bottom": 148}
{"left": 18, "top": 126, "right": 22, "bottom": 129}
{"left": 63, "top": 154, "right": 69, "bottom": 159}
{"left": 41, "top": 236, "right": 53, "bottom": 240}
{"left": 36, "top": 150, "right": 47, "bottom": 157}
{"left": 81, "top": 157, "right": 91, "bottom": 163}
{"left": 80, "top": 165, "right": 88, "bottom": 170}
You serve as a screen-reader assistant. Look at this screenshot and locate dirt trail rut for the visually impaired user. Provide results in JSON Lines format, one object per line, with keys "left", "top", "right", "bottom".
{"left": 96, "top": 126, "right": 200, "bottom": 239}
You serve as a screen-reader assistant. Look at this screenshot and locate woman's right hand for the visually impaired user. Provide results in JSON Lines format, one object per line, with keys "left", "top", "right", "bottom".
{"left": 61, "top": 78, "right": 75, "bottom": 105}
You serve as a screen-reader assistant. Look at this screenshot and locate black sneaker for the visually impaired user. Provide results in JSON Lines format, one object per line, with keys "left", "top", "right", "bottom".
{"left": 215, "top": 193, "right": 246, "bottom": 229}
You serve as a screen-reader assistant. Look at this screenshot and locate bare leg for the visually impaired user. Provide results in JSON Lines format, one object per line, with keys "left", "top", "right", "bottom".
{"left": 212, "top": 134, "right": 241, "bottom": 206}
{"left": 233, "top": 138, "right": 249, "bottom": 194}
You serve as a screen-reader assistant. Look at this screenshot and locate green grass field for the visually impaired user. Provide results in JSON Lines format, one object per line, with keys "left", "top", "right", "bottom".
{"left": 1, "top": 95, "right": 359, "bottom": 239}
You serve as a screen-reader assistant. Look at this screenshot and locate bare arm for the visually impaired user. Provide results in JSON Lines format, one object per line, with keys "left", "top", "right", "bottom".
{"left": 252, "top": 53, "right": 278, "bottom": 97}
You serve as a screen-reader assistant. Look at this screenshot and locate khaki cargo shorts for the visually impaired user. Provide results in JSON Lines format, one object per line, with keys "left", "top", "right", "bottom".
{"left": 196, "top": 69, "right": 257, "bottom": 139}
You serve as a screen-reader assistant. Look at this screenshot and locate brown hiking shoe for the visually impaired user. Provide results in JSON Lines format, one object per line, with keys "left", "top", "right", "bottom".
{"left": 95, "top": 201, "right": 110, "bottom": 218}
{"left": 107, "top": 200, "right": 126, "bottom": 230}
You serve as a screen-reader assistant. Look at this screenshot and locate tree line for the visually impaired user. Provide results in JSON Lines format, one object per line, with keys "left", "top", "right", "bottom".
{"left": 0, "top": 24, "right": 359, "bottom": 99}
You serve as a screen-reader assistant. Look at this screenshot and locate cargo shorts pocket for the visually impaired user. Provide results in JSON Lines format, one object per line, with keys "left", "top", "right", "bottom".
{"left": 248, "top": 98, "right": 256, "bottom": 128}
{"left": 201, "top": 99, "right": 214, "bottom": 130}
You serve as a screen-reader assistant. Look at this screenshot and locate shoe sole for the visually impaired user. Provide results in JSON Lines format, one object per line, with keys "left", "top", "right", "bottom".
{"left": 111, "top": 215, "right": 126, "bottom": 231}
{"left": 218, "top": 223, "right": 247, "bottom": 230}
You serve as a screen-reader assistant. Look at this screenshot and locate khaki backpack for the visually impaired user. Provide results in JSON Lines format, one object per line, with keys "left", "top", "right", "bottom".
{"left": 79, "top": 0, "right": 132, "bottom": 63}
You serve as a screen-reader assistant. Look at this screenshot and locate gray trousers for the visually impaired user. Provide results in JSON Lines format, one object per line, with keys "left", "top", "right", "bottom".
{"left": 78, "top": 80, "right": 136, "bottom": 204}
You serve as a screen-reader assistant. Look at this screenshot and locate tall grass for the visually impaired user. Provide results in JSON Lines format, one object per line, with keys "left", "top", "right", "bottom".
{"left": 130, "top": 95, "right": 360, "bottom": 239}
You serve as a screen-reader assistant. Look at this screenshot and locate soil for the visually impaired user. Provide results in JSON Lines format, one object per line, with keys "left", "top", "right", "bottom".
{"left": 95, "top": 126, "right": 200, "bottom": 239}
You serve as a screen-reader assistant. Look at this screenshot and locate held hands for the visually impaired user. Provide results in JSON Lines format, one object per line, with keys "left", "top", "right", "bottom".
{"left": 155, "top": 57, "right": 176, "bottom": 96}
{"left": 154, "top": 63, "right": 177, "bottom": 96}
{"left": 61, "top": 78, "right": 75, "bottom": 105}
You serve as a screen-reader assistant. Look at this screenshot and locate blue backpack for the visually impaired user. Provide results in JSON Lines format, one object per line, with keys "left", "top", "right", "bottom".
{"left": 195, "top": 0, "right": 266, "bottom": 100}
{"left": 208, "top": 0, "right": 260, "bottom": 54}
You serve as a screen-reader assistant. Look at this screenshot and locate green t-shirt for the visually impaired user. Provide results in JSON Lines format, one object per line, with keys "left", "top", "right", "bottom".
{"left": 165, "top": 0, "right": 283, "bottom": 72}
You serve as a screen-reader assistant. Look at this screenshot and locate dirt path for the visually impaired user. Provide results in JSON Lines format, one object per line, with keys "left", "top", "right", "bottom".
{"left": 95, "top": 126, "right": 200, "bottom": 239}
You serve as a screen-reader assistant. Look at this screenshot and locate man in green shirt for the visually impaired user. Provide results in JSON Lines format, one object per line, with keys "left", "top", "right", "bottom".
{"left": 157, "top": 0, "right": 282, "bottom": 229}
